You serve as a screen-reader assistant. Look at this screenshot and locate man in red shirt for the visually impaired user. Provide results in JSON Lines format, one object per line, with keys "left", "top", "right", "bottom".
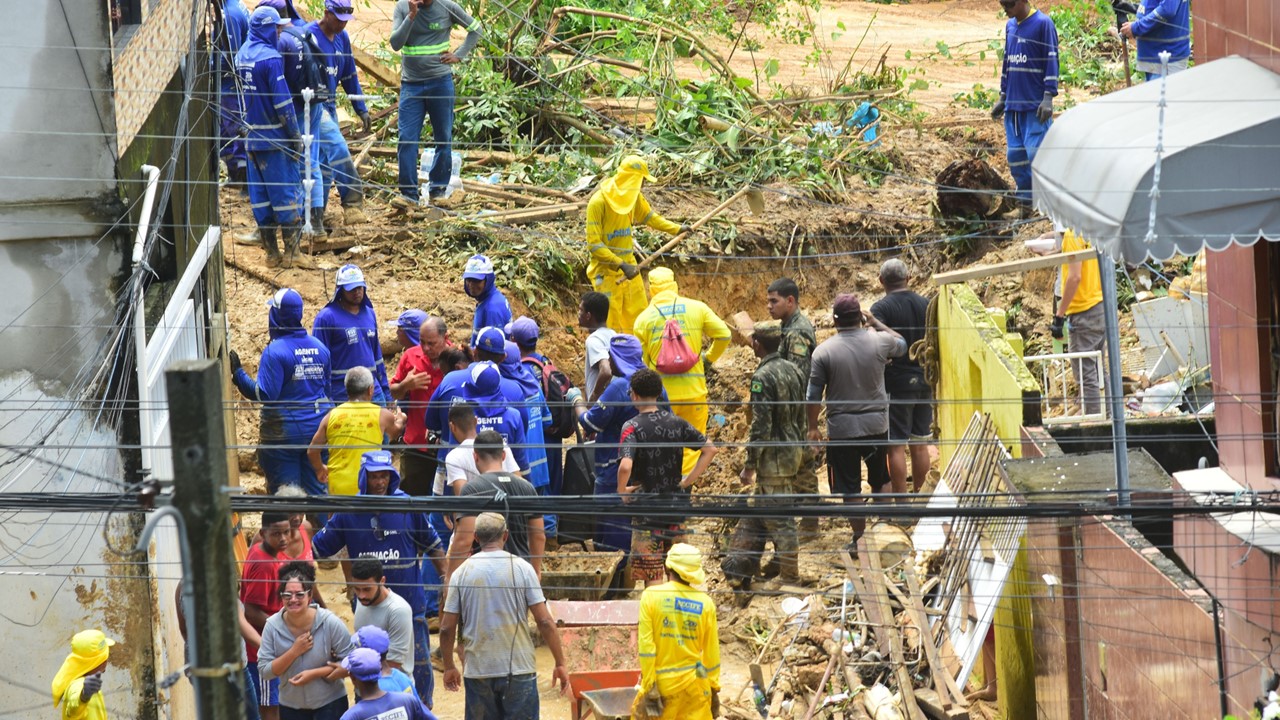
{"left": 391, "top": 313, "right": 453, "bottom": 495}
{"left": 240, "top": 511, "right": 292, "bottom": 720}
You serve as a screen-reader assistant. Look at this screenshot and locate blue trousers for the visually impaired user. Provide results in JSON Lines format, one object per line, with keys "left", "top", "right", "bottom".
{"left": 593, "top": 479, "right": 632, "bottom": 553}
{"left": 218, "top": 75, "right": 246, "bottom": 171}
{"left": 397, "top": 75, "right": 455, "bottom": 201}
{"left": 464, "top": 673, "right": 539, "bottom": 720}
{"left": 258, "top": 441, "right": 325, "bottom": 497}
{"left": 247, "top": 149, "right": 303, "bottom": 227}
{"left": 413, "top": 612, "right": 436, "bottom": 709}
{"left": 1003, "top": 110, "right": 1052, "bottom": 203}
{"left": 305, "top": 104, "right": 326, "bottom": 210}
{"left": 318, "top": 106, "right": 360, "bottom": 205}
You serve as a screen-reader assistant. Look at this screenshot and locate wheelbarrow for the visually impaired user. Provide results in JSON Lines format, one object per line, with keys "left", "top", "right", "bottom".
{"left": 580, "top": 687, "right": 638, "bottom": 720}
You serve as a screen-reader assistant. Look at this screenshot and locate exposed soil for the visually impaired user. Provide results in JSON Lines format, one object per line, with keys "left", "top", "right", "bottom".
{"left": 219, "top": 1, "right": 1150, "bottom": 715}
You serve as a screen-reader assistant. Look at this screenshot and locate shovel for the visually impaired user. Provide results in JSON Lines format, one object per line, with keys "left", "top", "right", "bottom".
{"left": 621, "top": 184, "right": 766, "bottom": 282}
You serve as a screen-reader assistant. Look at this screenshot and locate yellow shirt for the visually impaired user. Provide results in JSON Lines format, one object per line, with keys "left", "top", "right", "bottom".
{"left": 325, "top": 401, "right": 382, "bottom": 495}
{"left": 634, "top": 271, "right": 731, "bottom": 402}
{"left": 1061, "top": 230, "right": 1102, "bottom": 316}
{"left": 584, "top": 191, "right": 681, "bottom": 283}
{"left": 638, "top": 580, "right": 721, "bottom": 696}
{"left": 60, "top": 678, "right": 107, "bottom": 720}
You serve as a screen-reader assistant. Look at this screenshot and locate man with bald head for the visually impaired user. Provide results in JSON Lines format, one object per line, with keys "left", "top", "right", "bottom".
{"left": 871, "top": 259, "right": 934, "bottom": 493}
{"left": 391, "top": 314, "right": 452, "bottom": 495}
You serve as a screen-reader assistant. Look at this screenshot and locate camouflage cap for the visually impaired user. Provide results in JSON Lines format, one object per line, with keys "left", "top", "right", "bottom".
{"left": 752, "top": 320, "right": 782, "bottom": 341}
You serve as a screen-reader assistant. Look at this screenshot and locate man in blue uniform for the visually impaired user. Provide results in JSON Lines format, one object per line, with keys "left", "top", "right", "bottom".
{"left": 306, "top": 0, "right": 371, "bottom": 227}
{"left": 215, "top": 0, "right": 250, "bottom": 188}
{"left": 231, "top": 288, "right": 333, "bottom": 495}
{"left": 462, "top": 255, "right": 511, "bottom": 338}
{"left": 991, "top": 0, "right": 1058, "bottom": 214}
{"left": 312, "top": 264, "right": 393, "bottom": 404}
{"left": 1119, "top": 0, "right": 1191, "bottom": 79}
{"left": 501, "top": 339, "right": 556, "bottom": 543}
{"left": 236, "top": 6, "right": 305, "bottom": 268}
{"left": 459, "top": 361, "right": 530, "bottom": 473}
{"left": 577, "top": 334, "right": 667, "bottom": 553}
{"left": 312, "top": 450, "right": 446, "bottom": 706}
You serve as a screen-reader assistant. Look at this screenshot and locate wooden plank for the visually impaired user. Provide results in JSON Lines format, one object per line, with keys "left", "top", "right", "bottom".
{"left": 864, "top": 540, "right": 928, "bottom": 720}
{"left": 903, "top": 565, "right": 968, "bottom": 710}
{"left": 931, "top": 249, "right": 1097, "bottom": 285}
{"left": 840, "top": 550, "right": 892, "bottom": 659}
{"left": 352, "top": 44, "right": 400, "bottom": 88}
{"left": 914, "top": 688, "right": 970, "bottom": 720}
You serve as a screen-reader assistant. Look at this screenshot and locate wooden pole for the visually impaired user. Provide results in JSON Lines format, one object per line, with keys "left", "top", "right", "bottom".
{"left": 167, "top": 360, "right": 248, "bottom": 720}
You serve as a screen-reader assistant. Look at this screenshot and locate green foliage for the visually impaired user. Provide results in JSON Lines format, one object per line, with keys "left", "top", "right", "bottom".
{"left": 1045, "top": 0, "right": 1128, "bottom": 93}
{"left": 953, "top": 83, "right": 998, "bottom": 109}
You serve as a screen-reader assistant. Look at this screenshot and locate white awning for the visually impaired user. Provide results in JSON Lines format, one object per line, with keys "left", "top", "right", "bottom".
{"left": 1032, "top": 56, "right": 1280, "bottom": 262}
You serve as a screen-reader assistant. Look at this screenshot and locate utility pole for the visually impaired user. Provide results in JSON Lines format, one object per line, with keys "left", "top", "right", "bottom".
{"left": 167, "top": 360, "right": 248, "bottom": 720}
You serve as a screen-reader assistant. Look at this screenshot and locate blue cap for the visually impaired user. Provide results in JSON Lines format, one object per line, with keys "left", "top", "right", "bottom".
{"left": 335, "top": 263, "right": 366, "bottom": 290}
{"left": 352, "top": 625, "right": 390, "bottom": 655}
{"left": 342, "top": 647, "right": 382, "bottom": 682}
{"left": 463, "top": 362, "right": 504, "bottom": 404}
{"left": 473, "top": 326, "right": 507, "bottom": 356}
{"left": 463, "top": 254, "right": 495, "bottom": 280}
{"left": 249, "top": 6, "right": 290, "bottom": 26}
{"left": 608, "top": 334, "right": 646, "bottom": 378}
{"left": 324, "top": 0, "right": 354, "bottom": 21}
{"left": 396, "top": 309, "right": 428, "bottom": 346}
{"left": 506, "top": 316, "right": 540, "bottom": 348}
{"left": 266, "top": 287, "right": 303, "bottom": 313}
{"left": 360, "top": 450, "right": 396, "bottom": 475}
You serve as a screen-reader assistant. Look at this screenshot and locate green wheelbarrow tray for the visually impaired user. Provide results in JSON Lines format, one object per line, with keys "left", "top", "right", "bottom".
{"left": 579, "top": 687, "right": 638, "bottom": 719}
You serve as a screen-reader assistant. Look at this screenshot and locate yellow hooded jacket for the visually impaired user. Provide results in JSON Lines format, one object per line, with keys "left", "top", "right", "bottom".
{"left": 638, "top": 579, "right": 721, "bottom": 698}
{"left": 633, "top": 268, "right": 731, "bottom": 401}
{"left": 52, "top": 630, "right": 113, "bottom": 720}
{"left": 585, "top": 188, "right": 681, "bottom": 333}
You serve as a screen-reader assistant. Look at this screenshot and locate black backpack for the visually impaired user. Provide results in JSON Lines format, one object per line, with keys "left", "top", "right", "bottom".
{"left": 281, "top": 26, "right": 331, "bottom": 105}
{"left": 523, "top": 356, "right": 577, "bottom": 440}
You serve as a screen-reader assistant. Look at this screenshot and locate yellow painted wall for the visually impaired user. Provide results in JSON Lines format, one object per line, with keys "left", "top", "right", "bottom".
{"left": 936, "top": 283, "right": 1041, "bottom": 467}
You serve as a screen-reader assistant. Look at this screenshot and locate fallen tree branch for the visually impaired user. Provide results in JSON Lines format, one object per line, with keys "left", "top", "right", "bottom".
{"left": 541, "top": 6, "right": 789, "bottom": 123}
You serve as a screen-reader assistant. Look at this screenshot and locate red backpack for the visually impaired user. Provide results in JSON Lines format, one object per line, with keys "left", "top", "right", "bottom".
{"left": 655, "top": 302, "right": 698, "bottom": 375}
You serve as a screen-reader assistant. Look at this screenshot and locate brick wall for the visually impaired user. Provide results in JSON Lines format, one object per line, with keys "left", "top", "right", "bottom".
{"left": 113, "top": 0, "right": 206, "bottom": 153}
{"left": 1195, "top": 0, "right": 1279, "bottom": 73}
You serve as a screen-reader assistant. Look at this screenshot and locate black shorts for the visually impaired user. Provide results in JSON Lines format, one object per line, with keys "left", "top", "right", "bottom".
{"left": 827, "top": 433, "right": 890, "bottom": 494}
{"left": 887, "top": 382, "right": 934, "bottom": 443}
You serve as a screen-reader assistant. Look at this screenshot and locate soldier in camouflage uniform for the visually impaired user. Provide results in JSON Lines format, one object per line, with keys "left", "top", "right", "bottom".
{"left": 767, "top": 278, "right": 820, "bottom": 539}
{"left": 722, "top": 321, "right": 808, "bottom": 590}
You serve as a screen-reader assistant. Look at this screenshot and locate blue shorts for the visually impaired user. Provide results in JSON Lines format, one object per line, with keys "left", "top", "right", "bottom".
{"left": 247, "top": 663, "right": 279, "bottom": 707}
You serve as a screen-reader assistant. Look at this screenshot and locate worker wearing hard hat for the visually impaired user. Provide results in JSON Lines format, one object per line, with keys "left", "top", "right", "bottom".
{"left": 585, "top": 156, "right": 689, "bottom": 333}
{"left": 634, "top": 543, "right": 720, "bottom": 720}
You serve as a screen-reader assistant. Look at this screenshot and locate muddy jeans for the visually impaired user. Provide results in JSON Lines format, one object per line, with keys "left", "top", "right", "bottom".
{"left": 1067, "top": 303, "right": 1105, "bottom": 415}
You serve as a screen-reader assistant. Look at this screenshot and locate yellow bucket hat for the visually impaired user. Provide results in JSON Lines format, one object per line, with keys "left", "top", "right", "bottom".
{"left": 51, "top": 629, "right": 114, "bottom": 706}
{"left": 665, "top": 542, "right": 707, "bottom": 586}
{"left": 600, "top": 155, "right": 657, "bottom": 215}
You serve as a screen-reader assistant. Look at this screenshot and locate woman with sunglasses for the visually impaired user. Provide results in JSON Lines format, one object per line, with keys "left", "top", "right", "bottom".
{"left": 258, "top": 561, "right": 354, "bottom": 720}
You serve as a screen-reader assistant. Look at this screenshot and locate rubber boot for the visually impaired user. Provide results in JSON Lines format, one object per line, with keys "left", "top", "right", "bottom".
{"left": 234, "top": 228, "right": 262, "bottom": 246}
{"left": 261, "top": 226, "right": 282, "bottom": 268}
{"left": 281, "top": 223, "right": 305, "bottom": 269}
{"left": 342, "top": 193, "right": 369, "bottom": 224}
{"left": 309, "top": 209, "right": 326, "bottom": 237}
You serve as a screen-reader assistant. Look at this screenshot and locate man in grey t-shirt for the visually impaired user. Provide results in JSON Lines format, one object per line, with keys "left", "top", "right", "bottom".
{"left": 806, "top": 293, "right": 906, "bottom": 550}
{"left": 389, "top": 0, "right": 482, "bottom": 206}
{"left": 350, "top": 558, "right": 415, "bottom": 680}
{"left": 441, "top": 513, "right": 569, "bottom": 719}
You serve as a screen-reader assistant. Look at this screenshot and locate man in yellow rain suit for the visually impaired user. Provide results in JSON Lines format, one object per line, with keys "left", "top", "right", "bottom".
{"left": 52, "top": 629, "right": 115, "bottom": 720}
{"left": 634, "top": 543, "right": 720, "bottom": 720}
{"left": 586, "top": 155, "right": 688, "bottom": 333}
{"left": 634, "top": 267, "right": 731, "bottom": 474}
